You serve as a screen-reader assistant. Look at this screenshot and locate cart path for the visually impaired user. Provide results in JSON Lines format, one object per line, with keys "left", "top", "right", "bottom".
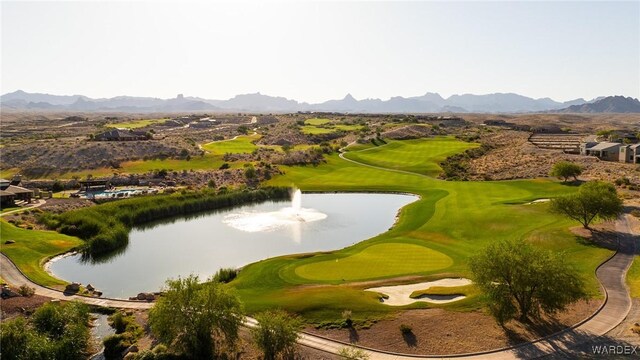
{"left": 1, "top": 217, "right": 636, "bottom": 358}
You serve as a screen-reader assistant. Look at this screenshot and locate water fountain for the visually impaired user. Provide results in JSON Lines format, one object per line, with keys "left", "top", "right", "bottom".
{"left": 223, "top": 188, "right": 327, "bottom": 233}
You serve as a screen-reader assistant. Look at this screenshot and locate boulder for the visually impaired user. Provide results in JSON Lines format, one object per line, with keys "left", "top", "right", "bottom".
{"left": 65, "top": 283, "right": 80, "bottom": 293}
{"left": 94, "top": 291, "right": 102, "bottom": 297}
{"left": 4, "top": 240, "right": 15, "bottom": 244}
{"left": 122, "top": 345, "right": 139, "bottom": 358}
{"left": 136, "top": 292, "right": 155, "bottom": 301}
{"left": 86, "top": 284, "right": 95, "bottom": 291}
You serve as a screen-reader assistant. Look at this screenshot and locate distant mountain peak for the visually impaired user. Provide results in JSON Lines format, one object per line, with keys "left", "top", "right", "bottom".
{"left": 557, "top": 95, "right": 640, "bottom": 113}
{"left": 343, "top": 93, "right": 356, "bottom": 101}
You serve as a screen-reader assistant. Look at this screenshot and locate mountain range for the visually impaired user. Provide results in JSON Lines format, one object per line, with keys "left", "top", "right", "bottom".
{"left": 1, "top": 90, "right": 638, "bottom": 113}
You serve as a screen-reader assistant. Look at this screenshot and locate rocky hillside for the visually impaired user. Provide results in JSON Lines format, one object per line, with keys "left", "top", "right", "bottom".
{"left": 558, "top": 96, "right": 640, "bottom": 113}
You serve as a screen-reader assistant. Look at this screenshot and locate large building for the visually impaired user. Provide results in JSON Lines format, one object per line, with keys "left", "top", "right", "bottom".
{"left": 0, "top": 177, "right": 34, "bottom": 207}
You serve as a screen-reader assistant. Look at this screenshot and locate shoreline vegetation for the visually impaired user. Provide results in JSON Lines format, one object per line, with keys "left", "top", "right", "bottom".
{"left": 39, "top": 187, "right": 291, "bottom": 257}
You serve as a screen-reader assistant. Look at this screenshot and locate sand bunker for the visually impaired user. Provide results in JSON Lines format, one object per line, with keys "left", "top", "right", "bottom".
{"left": 525, "top": 198, "right": 550, "bottom": 205}
{"left": 365, "top": 278, "right": 472, "bottom": 306}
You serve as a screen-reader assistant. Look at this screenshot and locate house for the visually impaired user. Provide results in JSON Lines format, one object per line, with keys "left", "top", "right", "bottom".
{"left": 580, "top": 142, "right": 623, "bottom": 162}
{"left": 619, "top": 144, "right": 640, "bottom": 164}
{"left": 581, "top": 142, "right": 622, "bottom": 161}
{"left": 0, "top": 178, "right": 34, "bottom": 207}
{"left": 94, "top": 129, "right": 149, "bottom": 141}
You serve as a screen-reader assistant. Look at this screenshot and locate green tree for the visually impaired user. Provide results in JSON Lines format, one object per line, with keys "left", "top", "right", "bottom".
{"left": 149, "top": 275, "right": 244, "bottom": 359}
{"left": 550, "top": 181, "right": 623, "bottom": 229}
{"left": 1, "top": 302, "right": 90, "bottom": 360}
{"left": 470, "top": 240, "right": 586, "bottom": 324}
{"left": 550, "top": 161, "right": 582, "bottom": 182}
{"left": 237, "top": 125, "right": 249, "bottom": 135}
{"left": 251, "top": 310, "right": 302, "bottom": 360}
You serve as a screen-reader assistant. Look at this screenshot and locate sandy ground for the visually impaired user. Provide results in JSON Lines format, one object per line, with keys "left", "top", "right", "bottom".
{"left": 308, "top": 300, "right": 599, "bottom": 355}
{"left": 365, "top": 278, "right": 472, "bottom": 306}
{"left": 0, "top": 294, "right": 51, "bottom": 319}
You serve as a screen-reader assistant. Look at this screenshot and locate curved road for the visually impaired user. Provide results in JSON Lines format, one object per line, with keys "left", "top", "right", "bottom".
{"left": 1, "top": 152, "right": 637, "bottom": 359}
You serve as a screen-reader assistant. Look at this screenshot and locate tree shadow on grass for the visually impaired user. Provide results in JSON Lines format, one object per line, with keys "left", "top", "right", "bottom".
{"left": 402, "top": 331, "right": 418, "bottom": 348}
{"left": 559, "top": 180, "right": 585, "bottom": 187}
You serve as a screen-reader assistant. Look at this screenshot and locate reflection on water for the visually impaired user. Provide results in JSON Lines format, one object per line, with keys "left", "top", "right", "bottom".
{"left": 49, "top": 193, "right": 417, "bottom": 298}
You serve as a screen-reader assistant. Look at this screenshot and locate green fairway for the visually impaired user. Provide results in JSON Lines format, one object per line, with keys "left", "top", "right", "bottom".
{"left": 301, "top": 121, "right": 363, "bottom": 135}
{"left": 202, "top": 134, "right": 262, "bottom": 155}
{"left": 0, "top": 220, "right": 83, "bottom": 287}
{"left": 304, "top": 118, "right": 331, "bottom": 126}
{"left": 294, "top": 243, "right": 453, "bottom": 281}
{"left": 106, "top": 118, "right": 168, "bottom": 129}
{"left": 343, "top": 137, "right": 478, "bottom": 176}
{"left": 229, "top": 136, "right": 612, "bottom": 321}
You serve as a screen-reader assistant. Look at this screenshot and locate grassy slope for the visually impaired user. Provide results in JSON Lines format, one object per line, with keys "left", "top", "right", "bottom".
{"left": 201, "top": 134, "right": 262, "bottom": 155}
{"left": 343, "top": 137, "right": 477, "bottom": 176}
{"left": 231, "top": 137, "right": 611, "bottom": 322}
{"left": 0, "top": 220, "right": 83, "bottom": 287}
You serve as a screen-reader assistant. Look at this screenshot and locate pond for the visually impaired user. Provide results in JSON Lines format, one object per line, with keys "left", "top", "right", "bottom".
{"left": 48, "top": 192, "right": 417, "bottom": 298}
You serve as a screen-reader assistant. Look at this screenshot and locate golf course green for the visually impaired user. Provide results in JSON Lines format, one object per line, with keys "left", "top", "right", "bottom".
{"left": 0, "top": 136, "right": 615, "bottom": 324}
{"left": 230, "top": 136, "right": 612, "bottom": 322}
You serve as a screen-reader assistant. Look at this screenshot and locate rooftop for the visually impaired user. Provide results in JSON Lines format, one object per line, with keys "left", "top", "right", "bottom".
{"left": 586, "top": 142, "right": 622, "bottom": 151}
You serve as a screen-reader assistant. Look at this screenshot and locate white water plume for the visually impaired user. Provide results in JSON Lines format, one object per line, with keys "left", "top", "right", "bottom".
{"left": 223, "top": 189, "right": 327, "bottom": 235}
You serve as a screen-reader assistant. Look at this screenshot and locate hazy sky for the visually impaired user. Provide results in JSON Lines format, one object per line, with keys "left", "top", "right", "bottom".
{"left": 1, "top": 1, "right": 638, "bottom": 102}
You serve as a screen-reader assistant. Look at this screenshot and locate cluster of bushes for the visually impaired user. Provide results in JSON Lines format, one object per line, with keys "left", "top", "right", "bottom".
{"left": 39, "top": 187, "right": 290, "bottom": 256}
{"left": 439, "top": 144, "right": 493, "bottom": 180}
{"left": 142, "top": 275, "right": 301, "bottom": 360}
{"left": 212, "top": 267, "right": 239, "bottom": 283}
{"left": 615, "top": 177, "right": 640, "bottom": 190}
{"left": 0, "top": 301, "right": 91, "bottom": 360}
{"left": 103, "top": 311, "right": 143, "bottom": 360}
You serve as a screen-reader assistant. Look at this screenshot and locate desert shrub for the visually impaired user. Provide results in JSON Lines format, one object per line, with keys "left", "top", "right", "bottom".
{"left": 18, "top": 284, "right": 35, "bottom": 297}
{"left": 337, "top": 347, "right": 370, "bottom": 360}
{"left": 615, "top": 177, "right": 632, "bottom": 186}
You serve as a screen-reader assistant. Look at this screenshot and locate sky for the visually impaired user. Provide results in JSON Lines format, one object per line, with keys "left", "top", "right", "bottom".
{"left": 1, "top": 1, "right": 639, "bottom": 103}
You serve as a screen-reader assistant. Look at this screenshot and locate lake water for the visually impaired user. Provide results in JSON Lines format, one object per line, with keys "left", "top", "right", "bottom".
{"left": 48, "top": 193, "right": 417, "bottom": 298}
